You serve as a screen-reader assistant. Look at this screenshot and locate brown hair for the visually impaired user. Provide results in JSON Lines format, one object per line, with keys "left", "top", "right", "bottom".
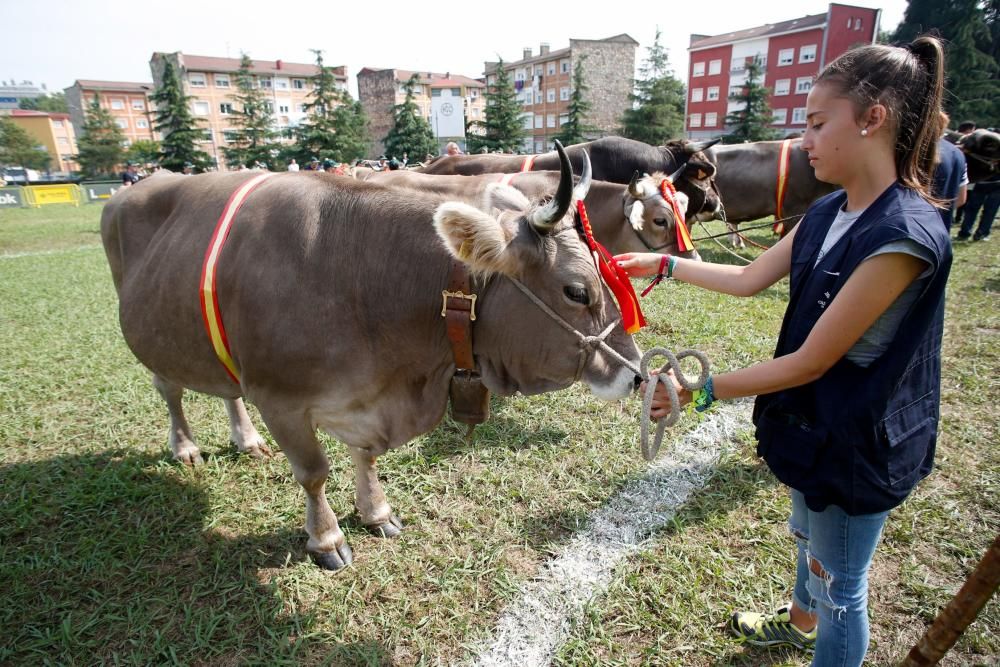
{"left": 815, "top": 35, "right": 945, "bottom": 202}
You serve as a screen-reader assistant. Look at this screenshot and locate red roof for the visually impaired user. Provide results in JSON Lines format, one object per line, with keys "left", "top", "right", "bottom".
{"left": 690, "top": 13, "right": 826, "bottom": 51}
{"left": 359, "top": 68, "right": 484, "bottom": 88}
{"left": 176, "top": 54, "right": 346, "bottom": 79}
{"left": 73, "top": 80, "right": 153, "bottom": 92}
{"left": 10, "top": 109, "right": 71, "bottom": 120}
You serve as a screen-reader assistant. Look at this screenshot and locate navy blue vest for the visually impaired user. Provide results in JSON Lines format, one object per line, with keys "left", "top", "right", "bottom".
{"left": 753, "top": 182, "right": 953, "bottom": 515}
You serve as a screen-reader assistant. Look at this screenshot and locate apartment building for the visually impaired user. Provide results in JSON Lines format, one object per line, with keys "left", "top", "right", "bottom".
{"left": 484, "top": 34, "right": 637, "bottom": 154}
{"left": 686, "top": 3, "right": 880, "bottom": 139}
{"left": 6, "top": 109, "right": 79, "bottom": 172}
{"left": 149, "top": 52, "right": 347, "bottom": 168}
{"left": 0, "top": 80, "right": 47, "bottom": 110}
{"left": 64, "top": 80, "right": 157, "bottom": 147}
{"left": 357, "top": 68, "right": 486, "bottom": 157}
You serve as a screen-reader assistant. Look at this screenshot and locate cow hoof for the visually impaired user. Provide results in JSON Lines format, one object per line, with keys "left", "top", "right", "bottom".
{"left": 174, "top": 449, "right": 204, "bottom": 466}
{"left": 236, "top": 440, "right": 273, "bottom": 459}
{"left": 366, "top": 515, "right": 404, "bottom": 538}
{"left": 312, "top": 543, "right": 353, "bottom": 571}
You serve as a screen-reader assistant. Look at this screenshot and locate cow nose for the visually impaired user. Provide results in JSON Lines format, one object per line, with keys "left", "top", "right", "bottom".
{"left": 633, "top": 374, "right": 643, "bottom": 390}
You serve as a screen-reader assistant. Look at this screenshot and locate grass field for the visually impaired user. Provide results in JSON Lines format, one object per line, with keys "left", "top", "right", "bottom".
{"left": 1, "top": 203, "right": 996, "bottom": 666}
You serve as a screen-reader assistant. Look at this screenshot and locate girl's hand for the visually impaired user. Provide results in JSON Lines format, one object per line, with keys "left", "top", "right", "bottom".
{"left": 639, "top": 369, "right": 691, "bottom": 420}
{"left": 614, "top": 252, "right": 666, "bottom": 278}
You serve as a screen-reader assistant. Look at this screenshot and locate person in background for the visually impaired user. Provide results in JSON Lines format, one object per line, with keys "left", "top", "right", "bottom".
{"left": 617, "top": 36, "right": 952, "bottom": 667}
{"left": 181, "top": 162, "right": 194, "bottom": 176}
{"left": 445, "top": 141, "right": 462, "bottom": 156}
{"left": 957, "top": 120, "right": 976, "bottom": 136}
{"left": 121, "top": 161, "right": 140, "bottom": 186}
{"left": 932, "top": 113, "right": 968, "bottom": 230}
{"left": 287, "top": 158, "right": 300, "bottom": 172}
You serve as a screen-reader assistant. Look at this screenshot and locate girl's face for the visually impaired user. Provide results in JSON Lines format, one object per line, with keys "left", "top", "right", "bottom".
{"left": 800, "top": 82, "right": 867, "bottom": 185}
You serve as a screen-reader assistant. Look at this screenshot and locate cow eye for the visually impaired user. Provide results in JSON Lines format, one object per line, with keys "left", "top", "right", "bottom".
{"left": 654, "top": 218, "right": 669, "bottom": 227}
{"left": 563, "top": 285, "right": 590, "bottom": 305}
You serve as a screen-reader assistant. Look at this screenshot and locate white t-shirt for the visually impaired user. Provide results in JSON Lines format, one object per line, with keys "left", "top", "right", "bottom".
{"left": 287, "top": 163, "right": 300, "bottom": 172}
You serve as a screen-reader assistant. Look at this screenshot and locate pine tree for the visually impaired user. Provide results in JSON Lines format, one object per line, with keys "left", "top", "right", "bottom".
{"left": 223, "top": 54, "right": 279, "bottom": 169}
{"left": 294, "top": 49, "right": 369, "bottom": 164}
{"left": 0, "top": 117, "right": 51, "bottom": 170}
{"left": 383, "top": 74, "right": 438, "bottom": 161}
{"left": 75, "top": 95, "right": 124, "bottom": 176}
{"left": 468, "top": 58, "right": 527, "bottom": 153}
{"left": 892, "top": 0, "right": 999, "bottom": 126}
{"left": 554, "top": 55, "right": 595, "bottom": 145}
{"left": 724, "top": 59, "right": 779, "bottom": 142}
{"left": 151, "top": 59, "right": 211, "bottom": 171}
{"left": 621, "top": 29, "right": 687, "bottom": 144}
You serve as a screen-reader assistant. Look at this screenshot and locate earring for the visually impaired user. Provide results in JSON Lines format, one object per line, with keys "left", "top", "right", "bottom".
{"left": 861, "top": 128, "right": 869, "bottom": 136}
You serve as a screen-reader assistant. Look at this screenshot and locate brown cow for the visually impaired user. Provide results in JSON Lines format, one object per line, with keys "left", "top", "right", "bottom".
{"left": 100, "top": 144, "right": 641, "bottom": 570}
{"left": 366, "top": 160, "right": 700, "bottom": 259}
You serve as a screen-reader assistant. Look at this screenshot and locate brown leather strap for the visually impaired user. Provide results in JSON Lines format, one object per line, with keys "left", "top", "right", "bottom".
{"left": 442, "top": 259, "right": 476, "bottom": 371}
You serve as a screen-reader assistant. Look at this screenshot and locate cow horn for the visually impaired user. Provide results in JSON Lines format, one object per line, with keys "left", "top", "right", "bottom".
{"left": 628, "top": 170, "right": 644, "bottom": 198}
{"left": 573, "top": 149, "right": 592, "bottom": 201}
{"left": 668, "top": 162, "right": 687, "bottom": 183}
{"left": 686, "top": 138, "right": 721, "bottom": 153}
{"left": 530, "top": 140, "right": 573, "bottom": 234}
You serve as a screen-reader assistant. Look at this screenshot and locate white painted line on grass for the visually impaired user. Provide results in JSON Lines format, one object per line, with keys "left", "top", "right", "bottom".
{"left": 469, "top": 400, "right": 753, "bottom": 667}
{"left": 0, "top": 244, "right": 101, "bottom": 260}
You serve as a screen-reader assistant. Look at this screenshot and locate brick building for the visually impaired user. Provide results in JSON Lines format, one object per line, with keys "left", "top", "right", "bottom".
{"left": 357, "top": 69, "right": 486, "bottom": 158}
{"left": 149, "top": 52, "right": 347, "bottom": 169}
{"left": 685, "top": 3, "right": 880, "bottom": 139}
{"left": 6, "top": 109, "right": 79, "bottom": 172}
{"left": 485, "top": 34, "right": 638, "bottom": 154}
{"left": 64, "top": 80, "right": 157, "bottom": 148}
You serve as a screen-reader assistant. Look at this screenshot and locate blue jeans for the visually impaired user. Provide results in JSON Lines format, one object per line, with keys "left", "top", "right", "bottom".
{"left": 789, "top": 489, "right": 889, "bottom": 667}
{"left": 958, "top": 187, "right": 1000, "bottom": 239}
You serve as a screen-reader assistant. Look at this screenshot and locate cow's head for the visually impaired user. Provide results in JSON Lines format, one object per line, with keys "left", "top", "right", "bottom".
{"left": 661, "top": 139, "right": 722, "bottom": 221}
{"left": 434, "top": 143, "right": 641, "bottom": 400}
{"left": 622, "top": 169, "right": 701, "bottom": 261}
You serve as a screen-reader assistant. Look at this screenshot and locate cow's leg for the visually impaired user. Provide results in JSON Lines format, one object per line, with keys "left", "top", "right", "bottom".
{"left": 259, "top": 408, "right": 353, "bottom": 570}
{"left": 223, "top": 398, "right": 272, "bottom": 459}
{"left": 726, "top": 223, "right": 746, "bottom": 249}
{"left": 152, "top": 374, "right": 203, "bottom": 465}
{"left": 350, "top": 447, "right": 404, "bottom": 538}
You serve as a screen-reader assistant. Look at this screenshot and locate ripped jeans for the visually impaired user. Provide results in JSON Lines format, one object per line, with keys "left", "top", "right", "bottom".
{"left": 790, "top": 489, "right": 889, "bottom": 667}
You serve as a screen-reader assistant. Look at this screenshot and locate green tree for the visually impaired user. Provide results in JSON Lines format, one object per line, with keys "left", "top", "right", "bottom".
{"left": 151, "top": 59, "right": 211, "bottom": 171}
{"left": 125, "top": 139, "right": 161, "bottom": 166}
{"left": 468, "top": 58, "right": 527, "bottom": 153}
{"left": 554, "top": 55, "right": 596, "bottom": 145}
{"left": 223, "top": 53, "right": 279, "bottom": 169}
{"left": 620, "top": 29, "right": 687, "bottom": 144}
{"left": 0, "top": 117, "right": 51, "bottom": 170}
{"left": 75, "top": 95, "right": 124, "bottom": 176}
{"left": 294, "top": 49, "right": 369, "bottom": 164}
{"left": 892, "top": 0, "right": 999, "bottom": 126}
{"left": 383, "top": 74, "right": 438, "bottom": 160}
{"left": 19, "top": 92, "right": 68, "bottom": 113}
{"left": 723, "top": 59, "right": 779, "bottom": 142}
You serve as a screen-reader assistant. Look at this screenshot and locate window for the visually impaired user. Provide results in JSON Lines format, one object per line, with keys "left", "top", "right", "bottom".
{"left": 535, "top": 140, "right": 545, "bottom": 153}
{"left": 689, "top": 113, "right": 702, "bottom": 128}
{"left": 215, "top": 74, "right": 230, "bottom": 88}
{"left": 298, "top": 103, "right": 307, "bottom": 112}
{"left": 188, "top": 73, "right": 206, "bottom": 87}
{"left": 258, "top": 76, "right": 272, "bottom": 89}
{"left": 546, "top": 114, "right": 555, "bottom": 128}
{"left": 771, "top": 108, "right": 788, "bottom": 124}
{"left": 535, "top": 91, "right": 543, "bottom": 104}
{"left": 52, "top": 119, "right": 64, "bottom": 128}
{"left": 223, "top": 130, "right": 240, "bottom": 143}
{"left": 534, "top": 114, "right": 543, "bottom": 128}
{"left": 559, "top": 113, "right": 569, "bottom": 126}
{"left": 547, "top": 62, "right": 556, "bottom": 75}
{"left": 293, "top": 78, "right": 305, "bottom": 89}
{"left": 560, "top": 87, "right": 569, "bottom": 101}
{"left": 58, "top": 136, "right": 69, "bottom": 145}
{"left": 729, "top": 85, "right": 742, "bottom": 98}
{"left": 115, "top": 118, "right": 129, "bottom": 129}
{"left": 279, "top": 104, "right": 290, "bottom": 114}
{"left": 522, "top": 114, "right": 533, "bottom": 129}
{"left": 692, "top": 61, "right": 705, "bottom": 77}
{"left": 451, "top": 87, "right": 461, "bottom": 96}
{"left": 795, "top": 77, "right": 813, "bottom": 94}
{"left": 432, "top": 88, "right": 442, "bottom": 97}
{"left": 730, "top": 57, "right": 745, "bottom": 73}
{"left": 515, "top": 68, "right": 526, "bottom": 81}
{"left": 110, "top": 98, "right": 125, "bottom": 110}
{"left": 691, "top": 88, "right": 703, "bottom": 102}
{"left": 708, "top": 59, "right": 722, "bottom": 75}
{"left": 219, "top": 102, "right": 233, "bottom": 114}
{"left": 534, "top": 65, "right": 543, "bottom": 75}
{"left": 774, "top": 79, "right": 791, "bottom": 96}
{"left": 799, "top": 45, "right": 816, "bottom": 63}
{"left": 470, "top": 89, "right": 478, "bottom": 98}
{"left": 263, "top": 102, "right": 274, "bottom": 114}
{"left": 274, "top": 77, "right": 289, "bottom": 90}
{"left": 523, "top": 92, "right": 531, "bottom": 106}
{"left": 547, "top": 89, "right": 555, "bottom": 103}
{"left": 778, "top": 48, "right": 794, "bottom": 66}
{"left": 705, "top": 112, "right": 718, "bottom": 127}
{"left": 472, "top": 108, "right": 479, "bottom": 118}
{"left": 561, "top": 60, "right": 570, "bottom": 73}
{"left": 131, "top": 99, "right": 145, "bottom": 110}
{"left": 792, "top": 107, "right": 807, "bottom": 124}
{"left": 136, "top": 118, "right": 149, "bottom": 128}
{"left": 706, "top": 86, "right": 720, "bottom": 101}
{"left": 854, "top": 18, "right": 862, "bottom": 30}
{"left": 121, "top": 139, "right": 131, "bottom": 148}
{"left": 193, "top": 101, "right": 210, "bottom": 115}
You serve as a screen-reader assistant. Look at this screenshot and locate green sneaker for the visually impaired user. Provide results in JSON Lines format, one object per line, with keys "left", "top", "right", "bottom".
{"left": 728, "top": 605, "right": 816, "bottom": 651}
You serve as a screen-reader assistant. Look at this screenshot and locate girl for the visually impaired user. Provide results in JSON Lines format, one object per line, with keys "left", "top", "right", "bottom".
{"left": 616, "top": 36, "right": 952, "bottom": 666}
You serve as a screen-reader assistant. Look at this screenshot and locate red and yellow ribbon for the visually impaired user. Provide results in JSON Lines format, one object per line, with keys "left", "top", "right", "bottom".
{"left": 520, "top": 155, "right": 537, "bottom": 172}
{"left": 659, "top": 178, "right": 695, "bottom": 253}
{"left": 199, "top": 172, "right": 275, "bottom": 383}
{"left": 774, "top": 138, "right": 793, "bottom": 235}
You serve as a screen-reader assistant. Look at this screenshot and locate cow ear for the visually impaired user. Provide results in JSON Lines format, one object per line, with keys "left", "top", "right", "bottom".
{"left": 482, "top": 183, "right": 531, "bottom": 212}
{"left": 674, "top": 191, "right": 690, "bottom": 220}
{"left": 434, "top": 202, "right": 519, "bottom": 275}
{"left": 628, "top": 201, "right": 645, "bottom": 231}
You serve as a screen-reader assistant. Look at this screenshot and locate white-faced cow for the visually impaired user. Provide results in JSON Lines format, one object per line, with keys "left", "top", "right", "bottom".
{"left": 101, "top": 144, "right": 642, "bottom": 570}
{"left": 367, "top": 157, "right": 700, "bottom": 259}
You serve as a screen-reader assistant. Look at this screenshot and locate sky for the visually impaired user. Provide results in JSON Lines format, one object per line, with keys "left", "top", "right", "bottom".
{"left": 2, "top": 0, "right": 907, "bottom": 98}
